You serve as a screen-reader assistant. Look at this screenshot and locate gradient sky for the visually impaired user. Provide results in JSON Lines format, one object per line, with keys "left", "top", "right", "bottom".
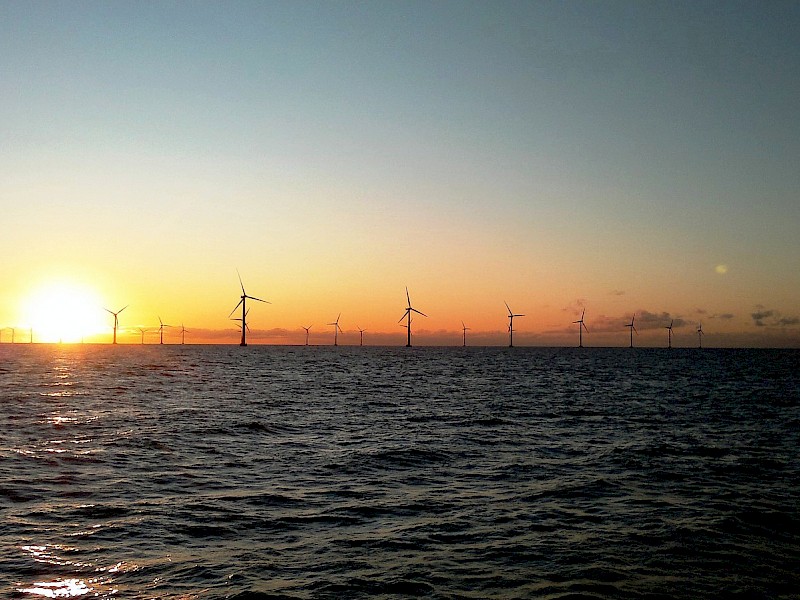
{"left": 1, "top": 1, "right": 798, "bottom": 346}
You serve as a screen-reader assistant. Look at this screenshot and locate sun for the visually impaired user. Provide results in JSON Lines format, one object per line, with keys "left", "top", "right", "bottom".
{"left": 20, "top": 281, "right": 108, "bottom": 343}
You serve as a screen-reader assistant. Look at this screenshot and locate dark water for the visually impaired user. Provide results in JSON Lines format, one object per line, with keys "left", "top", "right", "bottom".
{"left": 1, "top": 345, "right": 798, "bottom": 599}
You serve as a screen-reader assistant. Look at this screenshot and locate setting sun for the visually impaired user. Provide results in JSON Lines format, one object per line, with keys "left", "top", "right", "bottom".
{"left": 20, "top": 281, "right": 107, "bottom": 343}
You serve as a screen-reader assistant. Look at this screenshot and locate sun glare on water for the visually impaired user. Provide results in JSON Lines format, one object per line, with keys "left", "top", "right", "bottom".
{"left": 21, "top": 281, "right": 108, "bottom": 343}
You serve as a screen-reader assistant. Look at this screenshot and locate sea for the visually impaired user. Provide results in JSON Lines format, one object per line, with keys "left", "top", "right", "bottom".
{"left": 1, "top": 345, "right": 798, "bottom": 599}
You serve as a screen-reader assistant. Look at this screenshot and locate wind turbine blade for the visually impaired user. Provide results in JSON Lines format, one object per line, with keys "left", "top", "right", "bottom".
{"left": 247, "top": 295, "right": 270, "bottom": 304}
{"left": 406, "top": 287, "right": 411, "bottom": 307}
{"left": 228, "top": 299, "right": 244, "bottom": 318}
{"left": 581, "top": 308, "right": 586, "bottom": 319}
{"left": 237, "top": 269, "right": 246, "bottom": 294}
{"left": 504, "top": 301, "right": 512, "bottom": 315}
{"left": 633, "top": 325, "right": 638, "bottom": 334}
{"left": 582, "top": 323, "right": 588, "bottom": 332}
{"left": 119, "top": 305, "right": 129, "bottom": 314}
{"left": 411, "top": 308, "right": 428, "bottom": 317}
{"left": 399, "top": 310, "right": 410, "bottom": 323}
{"left": 104, "top": 308, "right": 114, "bottom": 315}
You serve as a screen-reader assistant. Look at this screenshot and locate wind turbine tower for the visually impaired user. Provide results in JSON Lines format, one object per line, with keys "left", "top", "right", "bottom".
{"left": 697, "top": 323, "right": 704, "bottom": 349}
{"left": 137, "top": 328, "right": 149, "bottom": 344}
{"left": 229, "top": 272, "right": 269, "bottom": 347}
{"left": 301, "top": 325, "right": 312, "bottom": 346}
{"left": 665, "top": 320, "right": 674, "bottom": 349}
{"left": 105, "top": 305, "right": 128, "bottom": 345}
{"left": 625, "top": 314, "right": 638, "bottom": 348}
{"left": 328, "top": 314, "right": 342, "bottom": 346}
{"left": 573, "top": 309, "right": 588, "bottom": 348}
{"left": 399, "top": 287, "right": 427, "bottom": 347}
{"left": 505, "top": 302, "right": 524, "bottom": 347}
{"left": 462, "top": 321, "right": 470, "bottom": 347}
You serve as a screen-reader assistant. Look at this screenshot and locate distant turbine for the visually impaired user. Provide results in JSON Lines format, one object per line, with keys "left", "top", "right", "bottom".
{"left": 461, "top": 321, "right": 470, "bottom": 347}
{"left": 229, "top": 271, "right": 269, "bottom": 347}
{"left": 625, "top": 314, "right": 638, "bottom": 348}
{"left": 105, "top": 305, "right": 128, "bottom": 345}
{"left": 158, "top": 316, "right": 172, "bottom": 345}
{"left": 505, "top": 302, "right": 524, "bottom": 348}
{"left": 137, "top": 328, "right": 149, "bottom": 344}
{"left": 328, "top": 313, "right": 342, "bottom": 346}
{"left": 573, "top": 309, "right": 588, "bottom": 348}
{"left": 357, "top": 326, "right": 366, "bottom": 346}
{"left": 180, "top": 324, "right": 188, "bottom": 345}
{"left": 29, "top": 328, "right": 33, "bottom": 343}
{"left": 399, "top": 287, "right": 427, "bottom": 347}
{"left": 301, "top": 325, "right": 312, "bottom": 346}
{"left": 697, "top": 323, "right": 704, "bottom": 349}
{"left": 10, "top": 327, "right": 15, "bottom": 344}
{"left": 665, "top": 319, "right": 674, "bottom": 349}
{"left": 231, "top": 308, "right": 251, "bottom": 335}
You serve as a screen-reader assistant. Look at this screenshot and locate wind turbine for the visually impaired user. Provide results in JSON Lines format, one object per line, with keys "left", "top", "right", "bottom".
{"left": 573, "top": 309, "right": 588, "bottom": 348}
{"left": 10, "top": 327, "right": 15, "bottom": 344}
{"left": 665, "top": 319, "right": 674, "bottom": 349}
{"left": 158, "top": 316, "right": 172, "bottom": 345}
{"left": 301, "top": 325, "right": 312, "bottom": 346}
{"left": 697, "top": 323, "right": 704, "bottom": 349}
{"left": 461, "top": 321, "right": 470, "bottom": 347}
{"left": 229, "top": 272, "right": 269, "bottom": 347}
{"left": 180, "top": 324, "right": 188, "bottom": 345}
{"left": 505, "top": 302, "right": 524, "bottom": 347}
{"left": 625, "top": 314, "right": 638, "bottom": 348}
{"left": 328, "top": 313, "right": 342, "bottom": 346}
{"left": 137, "top": 327, "right": 149, "bottom": 344}
{"left": 105, "top": 305, "right": 128, "bottom": 345}
{"left": 399, "top": 287, "right": 427, "bottom": 347}
{"left": 29, "top": 328, "right": 33, "bottom": 343}
{"left": 357, "top": 326, "right": 366, "bottom": 346}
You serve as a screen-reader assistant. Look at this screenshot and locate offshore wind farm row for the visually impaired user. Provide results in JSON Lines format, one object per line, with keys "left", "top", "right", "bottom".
{"left": 1, "top": 273, "right": 709, "bottom": 348}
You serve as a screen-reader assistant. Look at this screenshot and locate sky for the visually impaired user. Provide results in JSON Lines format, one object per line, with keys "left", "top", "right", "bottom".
{"left": 1, "top": 0, "right": 798, "bottom": 347}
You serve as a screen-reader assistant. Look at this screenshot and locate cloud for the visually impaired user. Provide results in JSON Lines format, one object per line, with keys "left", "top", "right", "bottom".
{"left": 610, "top": 290, "right": 625, "bottom": 296}
{"left": 752, "top": 309, "right": 775, "bottom": 327}
{"left": 715, "top": 264, "right": 728, "bottom": 274}
{"left": 750, "top": 308, "right": 799, "bottom": 328}
{"left": 707, "top": 313, "right": 735, "bottom": 320}
{"left": 562, "top": 299, "right": 587, "bottom": 316}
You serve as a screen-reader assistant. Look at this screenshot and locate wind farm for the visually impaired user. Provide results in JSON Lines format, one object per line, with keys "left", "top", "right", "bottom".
{"left": 0, "top": 281, "right": 736, "bottom": 348}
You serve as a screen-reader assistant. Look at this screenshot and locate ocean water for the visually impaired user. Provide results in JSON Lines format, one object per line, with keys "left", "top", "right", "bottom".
{"left": 1, "top": 345, "right": 798, "bottom": 599}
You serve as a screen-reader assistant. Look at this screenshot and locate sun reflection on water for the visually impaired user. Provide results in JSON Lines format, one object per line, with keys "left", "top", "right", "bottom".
{"left": 17, "top": 546, "right": 128, "bottom": 597}
{"left": 18, "top": 579, "right": 94, "bottom": 598}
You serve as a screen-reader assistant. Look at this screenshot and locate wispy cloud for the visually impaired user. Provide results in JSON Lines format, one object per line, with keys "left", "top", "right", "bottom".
{"left": 610, "top": 290, "right": 625, "bottom": 296}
